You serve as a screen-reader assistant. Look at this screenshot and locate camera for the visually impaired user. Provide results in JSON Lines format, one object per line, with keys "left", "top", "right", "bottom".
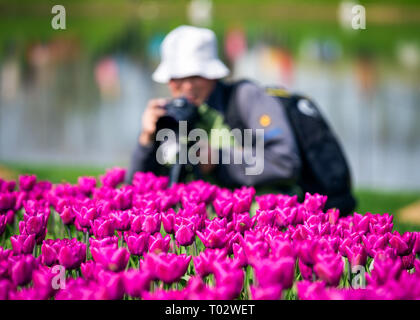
{"left": 156, "top": 97, "right": 199, "bottom": 131}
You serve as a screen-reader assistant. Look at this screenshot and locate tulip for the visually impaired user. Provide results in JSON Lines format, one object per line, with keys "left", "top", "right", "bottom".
{"left": 313, "top": 253, "right": 343, "bottom": 287}
{"left": 175, "top": 223, "right": 196, "bottom": 247}
{"left": 10, "top": 234, "right": 36, "bottom": 255}
{"left": 59, "top": 206, "right": 76, "bottom": 225}
{"left": 0, "top": 279, "right": 13, "bottom": 300}
{"left": 0, "top": 193, "right": 16, "bottom": 211}
{"left": 89, "top": 236, "right": 119, "bottom": 249}
{"left": 111, "top": 211, "right": 131, "bottom": 231}
{"left": 32, "top": 266, "right": 57, "bottom": 299}
{"left": 100, "top": 167, "right": 126, "bottom": 189}
{"left": 212, "top": 260, "right": 244, "bottom": 299}
{"left": 123, "top": 269, "right": 152, "bottom": 298}
{"left": 19, "top": 175, "right": 37, "bottom": 191}
{"left": 232, "top": 243, "right": 248, "bottom": 268}
{"left": 58, "top": 240, "right": 86, "bottom": 270}
{"left": 81, "top": 261, "right": 102, "bottom": 280}
{"left": 253, "top": 257, "right": 295, "bottom": 289}
{"left": 77, "top": 176, "right": 97, "bottom": 195}
{"left": 193, "top": 248, "right": 227, "bottom": 277}
{"left": 346, "top": 244, "right": 368, "bottom": 268}
{"left": 9, "top": 255, "right": 37, "bottom": 286}
{"left": 126, "top": 232, "right": 149, "bottom": 256}
{"left": 196, "top": 229, "right": 230, "bottom": 249}
{"left": 41, "top": 240, "right": 60, "bottom": 266}
{"left": 233, "top": 213, "right": 253, "bottom": 234}
{"left": 141, "top": 212, "right": 161, "bottom": 234}
{"left": 143, "top": 253, "right": 191, "bottom": 284}
{"left": 213, "top": 198, "right": 234, "bottom": 219}
{"left": 298, "top": 259, "right": 313, "bottom": 280}
{"left": 303, "top": 192, "right": 327, "bottom": 213}
{"left": 0, "top": 215, "right": 6, "bottom": 236}
{"left": 161, "top": 209, "right": 176, "bottom": 234}
{"left": 91, "top": 219, "right": 115, "bottom": 239}
{"left": 368, "top": 254, "right": 403, "bottom": 286}
{"left": 250, "top": 285, "right": 283, "bottom": 300}
{"left": 97, "top": 270, "right": 125, "bottom": 300}
{"left": 91, "top": 246, "right": 129, "bottom": 272}
{"left": 148, "top": 233, "right": 171, "bottom": 254}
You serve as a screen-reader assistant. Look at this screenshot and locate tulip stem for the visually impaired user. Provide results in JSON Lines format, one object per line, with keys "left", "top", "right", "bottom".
{"left": 347, "top": 258, "right": 352, "bottom": 287}
{"left": 33, "top": 243, "right": 37, "bottom": 257}
{"left": 193, "top": 240, "right": 198, "bottom": 256}
{"left": 85, "top": 231, "right": 90, "bottom": 259}
{"left": 66, "top": 225, "right": 72, "bottom": 239}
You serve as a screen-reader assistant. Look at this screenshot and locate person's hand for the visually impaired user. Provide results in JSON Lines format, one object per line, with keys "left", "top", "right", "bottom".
{"left": 139, "top": 98, "right": 167, "bottom": 146}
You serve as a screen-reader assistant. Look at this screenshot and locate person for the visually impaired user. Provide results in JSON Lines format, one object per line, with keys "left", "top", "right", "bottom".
{"left": 126, "top": 25, "right": 301, "bottom": 195}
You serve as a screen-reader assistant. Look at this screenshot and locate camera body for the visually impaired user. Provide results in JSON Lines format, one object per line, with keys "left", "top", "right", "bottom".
{"left": 156, "top": 97, "right": 199, "bottom": 132}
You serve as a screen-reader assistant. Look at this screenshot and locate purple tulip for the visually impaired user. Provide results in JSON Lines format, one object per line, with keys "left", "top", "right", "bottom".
{"left": 233, "top": 213, "right": 253, "bottom": 234}
{"left": 32, "top": 266, "right": 57, "bottom": 299}
{"left": 0, "top": 193, "right": 16, "bottom": 211}
{"left": 0, "top": 215, "right": 6, "bottom": 236}
{"left": 148, "top": 233, "right": 171, "bottom": 254}
{"left": 143, "top": 253, "right": 191, "bottom": 284}
{"left": 97, "top": 270, "right": 125, "bottom": 300}
{"left": 123, "top": 269, "right": 152, "bottom": 298}
{"left": 89, "top": 236, "right": 119, "bottom": 249}
{"left": 77, "top": 176, "right": 97, "bottom": 195}
{"left": 100, "top": 167, "right": 126, "bottom": 189}
{"left": 91, "top": 218, "right": 115, "bottom": 239}
{"left": 141, "top": 212, "right": 161, "bottom": 234}
{"left": 58, "top": 240, "right": 86, "bottom": 270}
{"left": 161, "top": 209, "right": 176, "bottom": 234}
{"left": 9, "top": 255, "right": 37, "bottom": 286}
{"left": 126, "top": 232, "right": 149, "bottom": 256}
{"left": 111, "top": 211, "right": 131, "bottom": 231}
{"left": 253, "top": 257, "right": 295, "bottom": 289}
{"left": 0, "top": 279, "right": 13, "bottom": 300}
{"left": 313, "top": 253, "right": 343, "bottom": 287}
{"left": 10, "top": 234, "right": 36, "bottom": 255}
{"left": 59, "top": 206, "right": 76, "bottom": 225}
{"left": 196, "top": 228, "right": 231, "bottom": 249}
{"left": 81, "top": 261, "right": 102, "bottom": 280}
{"left": 213, "top": 197, "right": 234, "bottom": 219}
{"left": 41, "top": 240, "right": 60, "bottom": 266}
{"left": 367, "top": 254, "right": 403, "bottom": 286}
{"left": 298, "top": 259, "right": 313, "bottom": 280}
{"left": 232, "top": 243, "right": 248, "bottom": 268}
{"left": 175, "top": 223, "right": 196, "bottom": 247}
{"left": 212, "top": 259, "right": 244, "bottom": 299}
{"left": 250, "top": 284, "right": 283, "bottom": 300}
{"left": 193, "top": 248, "right": 227, "bottom": 277}
{"left": 91, "top": 246, "right": 129, "bottom": 272}
{"left": 19, "top": 175, "right": 37, "bottom": 191}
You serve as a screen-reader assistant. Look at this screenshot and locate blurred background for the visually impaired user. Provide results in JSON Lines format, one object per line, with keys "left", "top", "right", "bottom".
{"left": 0, "top": 0, "right": 419, "bottom": 230}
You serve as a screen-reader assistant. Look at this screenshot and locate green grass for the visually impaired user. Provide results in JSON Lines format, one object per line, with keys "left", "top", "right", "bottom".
{"left": 2, "top": 162, "right": 420, "bottom": 232}
{"left": 354, "top": 189, "right": 420, "bottom": 233}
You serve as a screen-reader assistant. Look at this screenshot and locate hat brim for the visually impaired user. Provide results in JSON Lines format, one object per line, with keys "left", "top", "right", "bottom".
{"left": 152, "top": 58, "right": 230, "bottom": 83}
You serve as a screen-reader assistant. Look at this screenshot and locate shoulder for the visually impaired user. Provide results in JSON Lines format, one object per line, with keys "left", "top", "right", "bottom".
{"left": 229, "top": 79, "right": 268, "bottom": 110}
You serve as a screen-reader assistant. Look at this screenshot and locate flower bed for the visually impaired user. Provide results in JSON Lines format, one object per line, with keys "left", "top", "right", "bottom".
{"left": 0, "top": 167, "right": 419, "bottom": 300}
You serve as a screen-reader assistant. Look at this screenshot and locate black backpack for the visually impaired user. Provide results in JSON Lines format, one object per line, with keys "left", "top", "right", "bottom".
{"left": 265, "top": 87, "right": 356, "bottom": 216}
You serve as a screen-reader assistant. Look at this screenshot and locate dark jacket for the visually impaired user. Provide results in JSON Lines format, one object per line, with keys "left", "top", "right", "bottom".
{"left": 126, "top": 80, "right": 301, "bottom": 191}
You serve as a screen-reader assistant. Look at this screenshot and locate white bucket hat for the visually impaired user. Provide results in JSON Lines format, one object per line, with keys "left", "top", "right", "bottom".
{"left": 152, "top": 25, "right": 230, "bottom": 83}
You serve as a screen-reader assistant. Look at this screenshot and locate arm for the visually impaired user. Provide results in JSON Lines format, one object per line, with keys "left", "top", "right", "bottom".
{"left": 216, "top": 82, "right": 301, "bottom": 187}
{"left": 125, "top": 99, "right": 168, "bottom": 184}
